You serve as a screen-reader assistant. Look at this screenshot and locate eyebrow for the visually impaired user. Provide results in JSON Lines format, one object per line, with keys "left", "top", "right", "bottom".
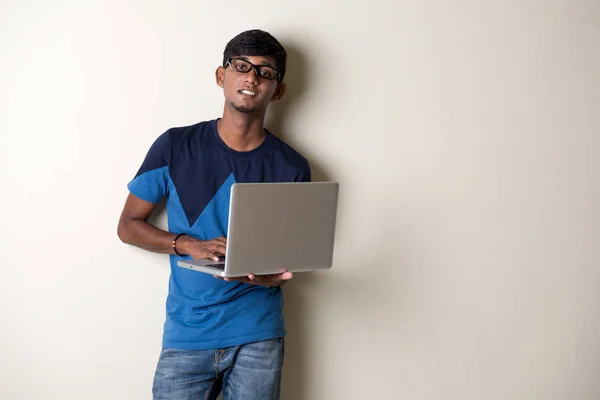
{"left": 237, "top": 56, "right": 277, "bottom": 69}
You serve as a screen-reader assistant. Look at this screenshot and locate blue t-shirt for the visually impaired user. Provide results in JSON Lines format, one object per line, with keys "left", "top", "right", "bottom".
{"left": 127, "top": 119, "right": 311, "bottom": 350}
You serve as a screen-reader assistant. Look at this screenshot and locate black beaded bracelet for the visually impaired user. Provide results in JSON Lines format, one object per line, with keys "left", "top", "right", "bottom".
{"left": 172, "top": 233, "right": 187, "bottom": 256}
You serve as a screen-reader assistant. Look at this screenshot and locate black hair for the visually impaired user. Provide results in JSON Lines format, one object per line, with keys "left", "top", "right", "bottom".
{"left": 223, "top": 29, "right": 287, "bottom": 82}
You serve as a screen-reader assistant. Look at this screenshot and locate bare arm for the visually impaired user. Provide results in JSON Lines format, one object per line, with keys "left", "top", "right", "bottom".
{"left": 117, "top": 193, "right": 226, "bottom": 260}
{"left": 118, "top": 193, "right": 290, "bottom": 287}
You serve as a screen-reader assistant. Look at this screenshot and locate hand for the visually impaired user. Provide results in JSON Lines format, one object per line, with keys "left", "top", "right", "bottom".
{"left": 214, "top": 271, "right": 293, "bottom": 288}
{"left": 177, "top": 236, "right": 227, "bottom": 261}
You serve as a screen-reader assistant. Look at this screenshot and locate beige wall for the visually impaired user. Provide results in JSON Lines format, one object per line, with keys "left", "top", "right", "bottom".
{"left": 1, "top": 1, "right": 599, "bottom": 399}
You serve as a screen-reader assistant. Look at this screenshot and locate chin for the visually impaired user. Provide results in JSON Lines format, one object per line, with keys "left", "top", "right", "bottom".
{"left": 230, "top": 101, "right": 259, "bottom": 114}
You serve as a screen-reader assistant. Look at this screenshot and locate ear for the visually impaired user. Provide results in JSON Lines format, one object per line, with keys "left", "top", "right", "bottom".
{"left": 271, "top": 82, "right": 287, "bottom": 101}
{"left": 216, "top": 66, "right": 225, "bottom": 88}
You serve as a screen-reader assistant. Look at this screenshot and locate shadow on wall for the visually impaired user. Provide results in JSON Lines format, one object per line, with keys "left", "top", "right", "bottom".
{"left": 267, "top": 40, "right": 331, "bottom": 400}
{"left": 267, "top": 40, "right": 328, "bottom": 183}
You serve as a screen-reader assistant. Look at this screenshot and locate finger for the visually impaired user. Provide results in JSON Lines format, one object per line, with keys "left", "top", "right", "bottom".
{"left": 224, "top": 276, "right": 254, "bottom": 285}
{"left": 279, "top": 272, "right": 293, "bottom": 280}
{"left": 259, "top": 272, "right": 293, "bottom": 281}
{"left": 212, "top": 237, "right": 227, "bottom": 246}
{"left": 211, "top": 245, "right": 227, "bottom": 256}
{"left": 205, "top": 251, "right": 219, "bottom": 262}
{"left": 259, "top": 272, "right": 293, "bottom": 287}
{"left": 247, "top": 274, "right": 279, "bottom": 288}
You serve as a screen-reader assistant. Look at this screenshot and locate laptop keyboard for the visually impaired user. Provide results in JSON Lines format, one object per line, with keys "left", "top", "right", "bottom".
{"left": 210, "top": 263, "right": 225, "bottom": 270}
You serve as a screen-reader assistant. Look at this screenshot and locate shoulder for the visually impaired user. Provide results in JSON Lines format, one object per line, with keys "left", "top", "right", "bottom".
{"left": 164, "top": 120, "right": 215, "bottom": 148}
{"left": 267, "top": 134, "right": 310, "bottom": 170}
{"left": 264, "top": 133, "right": 311, "bottom": 182}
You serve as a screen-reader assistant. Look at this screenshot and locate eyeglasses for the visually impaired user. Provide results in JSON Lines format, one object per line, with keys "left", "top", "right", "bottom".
{"left": 225, "top": 58, "right": 281, "bottom": 81}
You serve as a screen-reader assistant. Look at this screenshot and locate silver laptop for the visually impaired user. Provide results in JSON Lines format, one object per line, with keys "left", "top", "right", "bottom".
{"left": 177, "top": 182, "right": 339, "bottom": 277}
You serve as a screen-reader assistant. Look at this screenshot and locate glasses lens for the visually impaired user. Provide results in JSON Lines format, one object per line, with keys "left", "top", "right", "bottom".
{"left": 230, "top": 59, "right": 251, "bottom": 72}
{"left": 257, "top": 66, "right": 277, "bottom": 80}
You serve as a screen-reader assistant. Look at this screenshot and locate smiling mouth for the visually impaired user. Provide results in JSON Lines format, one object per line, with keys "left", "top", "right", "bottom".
{"left": 239, "top": 89, "right": 257, "bottom": 97}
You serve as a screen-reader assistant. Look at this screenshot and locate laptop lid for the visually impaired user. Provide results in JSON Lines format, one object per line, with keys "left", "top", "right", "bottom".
{"left": 178, "top": 181, "right": 339, "bottom": 277}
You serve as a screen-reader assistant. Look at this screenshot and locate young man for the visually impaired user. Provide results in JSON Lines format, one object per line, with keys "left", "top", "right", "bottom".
{"left": 117, "top": 30, "right": 311, "bottom": 400}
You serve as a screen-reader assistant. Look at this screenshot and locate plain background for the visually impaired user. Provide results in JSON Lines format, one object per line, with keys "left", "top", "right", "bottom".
{"left": 1, "top": 1, "right": 599, "bottom": 399}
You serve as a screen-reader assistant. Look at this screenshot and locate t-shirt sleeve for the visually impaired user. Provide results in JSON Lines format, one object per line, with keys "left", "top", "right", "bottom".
{"left": 295, "top": 162, "right": 312, "bottom": 183}
{"left": 127, "top": 131, "right": 170, "bottom": 203}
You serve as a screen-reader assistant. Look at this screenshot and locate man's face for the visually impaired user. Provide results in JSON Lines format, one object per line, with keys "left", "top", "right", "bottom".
{"left": 216, "top": 55, "right": 285, "bottom": 114}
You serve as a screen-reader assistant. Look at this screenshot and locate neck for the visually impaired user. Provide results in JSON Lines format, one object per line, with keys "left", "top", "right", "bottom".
{"left": 217, "top": 107, "right": 267, "bottom": 152}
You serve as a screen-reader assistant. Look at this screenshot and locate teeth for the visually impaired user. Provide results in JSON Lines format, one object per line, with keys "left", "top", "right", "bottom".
{"left": 241, "top": 90, "right": 256, "bottom": 96}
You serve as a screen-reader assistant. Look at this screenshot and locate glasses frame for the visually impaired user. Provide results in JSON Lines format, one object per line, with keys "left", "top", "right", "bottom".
{"left": 225, "top": 57, "right": 281, "bottom": 82}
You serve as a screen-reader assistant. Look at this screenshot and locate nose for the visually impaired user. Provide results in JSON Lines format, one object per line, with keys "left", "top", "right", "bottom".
{"left": 244, "top": 68, "right": 260, "bottom": 85}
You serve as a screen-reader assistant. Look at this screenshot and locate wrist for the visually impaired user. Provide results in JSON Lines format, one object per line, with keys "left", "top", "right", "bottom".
{"left": 173, "top": 233, "right": 192, "bottom": 256}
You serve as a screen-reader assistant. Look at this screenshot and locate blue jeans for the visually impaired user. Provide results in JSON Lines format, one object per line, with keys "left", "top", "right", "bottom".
{"left": 152, "top": 338, "right": 284, "bottom": 400}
